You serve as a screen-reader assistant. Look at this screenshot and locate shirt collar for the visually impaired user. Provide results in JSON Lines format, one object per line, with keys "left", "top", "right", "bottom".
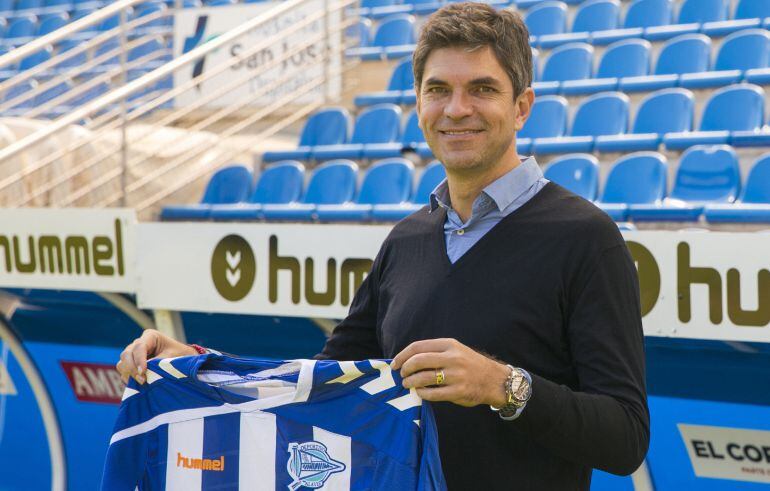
{"left": 429, "top": 156, "right": 542, "bottom": 213}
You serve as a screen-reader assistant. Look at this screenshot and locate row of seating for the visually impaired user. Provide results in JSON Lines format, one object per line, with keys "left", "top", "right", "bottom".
{"left": 160, "top": 159, "right": 447, "bottom": 221}
{"left": 265, "top": 83, "right": 770, "bottom": 162}
{"left": 355, "top": 29, "right": 770, "bottom": 108}
{"left": 525, "top": 0, "right": 770, "bottom": 47}
{"left": 546, "top": 145, "right": 770, "bottom": 222}
{"left": 349, "top": 0, "right": 770, "bottom": 60}
{"left": 166, "top": 145, "right": 770, "bottom": 223}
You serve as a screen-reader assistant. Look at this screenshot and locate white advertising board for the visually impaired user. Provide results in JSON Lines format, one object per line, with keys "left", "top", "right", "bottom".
{"left": 0, "top": 209, "right": 137, "bottom": 293}
{"left": 136, "top": 225, "right": 770, "bottom": 342}
{"left": 679, "top": 424, "right": 770, "bottom": 484}
{"left": 136, "top": 223, "right": 390, "bottom": 318}
{"left": 173, "top": 0, "right": 341, "bottom": 109}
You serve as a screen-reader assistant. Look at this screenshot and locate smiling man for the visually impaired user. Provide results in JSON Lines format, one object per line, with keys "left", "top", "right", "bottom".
{"left": 117, "top": 3, "right": 649, "bottom": 489}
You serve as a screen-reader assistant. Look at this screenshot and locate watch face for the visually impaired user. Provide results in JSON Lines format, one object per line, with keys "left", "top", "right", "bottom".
{"left": 514, "top": 378, "right": 531, "bottom": 401}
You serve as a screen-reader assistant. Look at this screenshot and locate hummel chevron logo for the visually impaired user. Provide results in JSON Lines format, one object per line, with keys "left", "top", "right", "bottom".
{"left": 225, "top": 250, "right": 241, "bottom": 287}
{"left": 211, "top": 235, "right": 256, "bottom": 301}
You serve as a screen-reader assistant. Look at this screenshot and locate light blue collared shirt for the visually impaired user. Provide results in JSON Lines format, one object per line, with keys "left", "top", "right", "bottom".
{"left": 429, "top": 156, "right": 549, "bottom": 264}
{"left": 428, "top": 156, "right": 547, "bottom": 421}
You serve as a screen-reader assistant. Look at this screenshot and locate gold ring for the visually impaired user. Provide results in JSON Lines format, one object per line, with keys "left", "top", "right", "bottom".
{"left": 435, "top": 369, "right": 445, "bottom": 386}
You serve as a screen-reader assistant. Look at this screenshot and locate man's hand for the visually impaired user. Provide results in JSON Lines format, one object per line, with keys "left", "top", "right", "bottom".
{"left": 391, "top": 338, "right": 510, "bottom": 408}
{"left": 116, "top": 329, "right": 197, "bottom": 385}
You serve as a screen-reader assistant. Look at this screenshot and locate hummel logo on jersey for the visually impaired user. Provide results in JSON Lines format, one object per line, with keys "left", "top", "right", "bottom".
{"left": 176, "top": 452, "right": 225, "bottom": 472}
{"left": 287, "top": 441, "right": 346, "bottom": 490}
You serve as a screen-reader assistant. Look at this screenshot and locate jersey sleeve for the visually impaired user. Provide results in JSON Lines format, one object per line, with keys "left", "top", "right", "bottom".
{"left": 417, "top": 403, "right": 447, "bottom": 491}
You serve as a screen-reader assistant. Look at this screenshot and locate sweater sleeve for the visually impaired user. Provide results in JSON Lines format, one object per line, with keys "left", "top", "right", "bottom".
{"left": 315, "top": 243, "right": 386, "bottom": 361}
{"left": 512, "top": 244, "right": 650, "bottom": 476}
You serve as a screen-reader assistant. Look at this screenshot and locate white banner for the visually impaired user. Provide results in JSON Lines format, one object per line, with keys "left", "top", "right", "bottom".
{"left": 173, "top": 0, "right": 341, "bottom": 109}
{"left": 136, "top": 224, "right": 770, "bottom": 342}
{"left": 136, "top": 223, "right": 390, "bottom": 318}
{"left": 0, "top": 209, "right": 136, "bottom": 293}
{"left": 679, "top": 424, "right": 770, "bottom": 484}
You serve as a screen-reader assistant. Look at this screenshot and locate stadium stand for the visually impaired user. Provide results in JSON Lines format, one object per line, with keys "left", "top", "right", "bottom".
{"left": 679, "top": 28, "right": 770, "bottom": 88}
{"left": 370, "top": 159, "right": 445, "bottom": 221}
{"left": 354, "top": 56, "right": 415, "bottom": 107}
{"left": 263, "top": 107, "right": 352, "bottom": 162}
{"left": 346, "top": 13, "right": 416, "bottom": 60}
{"left": 312, "top": 103, "right": 402, "bottom": 160}
{"left": 159, "top": 164, "right": 253, "bottom": 220}
{"left": 704, "top": 153, "right": 770, "bottom": 222}
{"left": 542, "top": 153, "right": 600, "bottom": 200}
{"left": 561, "top": 37, "right": 651, "bottom": 95}
{"left": 523, "top": 1, "right": 567, "bottom": 38}
{"left": 595, "top": 151, "right": 667, "bottom": 221}
{"left": 515, "top": 94, "right": 568, "bottom": 154}
{"left": 532, "top": 41, "right": 594, "bottom": 95}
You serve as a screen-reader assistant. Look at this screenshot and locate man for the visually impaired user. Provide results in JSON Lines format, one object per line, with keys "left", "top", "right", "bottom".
{"left": 118, "top": 3, "right": 649, "bottom": 489}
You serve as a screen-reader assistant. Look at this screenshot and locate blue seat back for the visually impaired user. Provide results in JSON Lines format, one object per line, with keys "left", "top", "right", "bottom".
{"left": 34, "top": 80, "right": 71, "bottom": 106}
{"left": 633, "top": 88, "right": 694, "bottom": 134}
{"left": 388, "top": 57, "right": 414, "bottom": 92}
{"left": 201, "top": 165, "right": 253, "bottom": 204}
{"left": 678, "top": 0, "right": 728, "bottom": 23}
{"left": 19, "top": 46, "right": 51, "bottom": 70}
{"left": 624, "top": 0, "right": 672, "bottom": 28}
{"left": 37, "top": 13, "right": 67, "bottom": 35}
{"left": 0, "top": 0, "right": 13, "bottom": 10}
{"left": 518, "top": 95, "right": 568, "bottom": 139}
{"left": 715, "top": 29, "right": 770, "bottom": 72}
{"left": 347, "top": 18, "right": 372, "bottom": 47}
{"left": 601, "top": 152, "right": 667, "bottom": 204}
{"left": 129, "top": 38, "right": 163, "bottom": 62}
{"left": 300, "top": 107, "right": 351, "bottom": 146}
{"left": 303, "top": 160, "right": 358, "bottom": 204}
{"left": 597, "top": 39, "right": 650, "bottom": 78}
{"left": 6, "top": 16, "right": 36, "bottom": 39}
{"left": 357, "top": 158, "right": 414, "bottom": 205}
{"left": 699, "top": 84, "right": 764, "bottom": 132}
{"left": 15, "top": 0, "right": 42, "bottom": 9}
{"left": 361, "top": 0, "right": 396, "bottom": 8}
{"left": 570, "top": 92, "right": 629, "bottom": 137}
{"left": 735, "top": 0, "right": 770, "bottom": 20}
{"left": 572, "top": 0, "right": 620, "bottom": 33}
{"left": 4, "top": 81, "right": 35, "bottom": 109}
{"left": 525, "top": 1, "right": 567, "bottom": 36}
{"left": 671, "top": 145, "right": 740, "bottom": 202}
{"left": 541, "top": 43, "right": 593, "bottom": 82}
{"left": 351, "top": 103, "right": 402, "bottom": 144}
{"left": 99, "top": 13, "right": 121, "bottom": 31}
{"left": 251, "top": 161, "right": 304, "bottom": 204}
{"left": 134, "top": 4, "right": 168, "bottom": 28}
{"left": 743, "top": 154, "right": 770, "bottom": 203}
{"left": 413, "top": 161, "right": 446, "bottom": 204}
{"left": 373, "top": 14, "right": 415, "bottom": 48}
{"left": 402, "top": 109, "right": 425, "bottom": 146}
{"left": 544, "top": 154, "right": 599, "bottom": 200}
{"left": 655, "top": 34, "right": 711, "bottom": 75}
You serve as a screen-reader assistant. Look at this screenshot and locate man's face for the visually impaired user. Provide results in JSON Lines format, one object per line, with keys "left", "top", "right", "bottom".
{"left": 416, "top": 46, "right": 528, "bottom": 175}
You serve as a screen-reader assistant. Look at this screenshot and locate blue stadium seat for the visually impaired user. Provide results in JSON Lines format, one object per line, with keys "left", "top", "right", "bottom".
{"left": 262, "top": 160, "right": 358, "bottom": 221}
{"left": 357, "top": 0, "right": 400, "bottom": 19}
{"left": 539, "top": 0, "right": 619, "bottom": 48}
{"left": 347, "top": 18, "right": 372, "bottom": 48}
{"left": 364, "top": 108, "right": 427, "bottom": 159}
{"left": 516, "top": 95, "right": 568, "bottom": 154}
{"left": 354, "top": 57, "right": 414, "bottom": 107}
{"left": 128, "top": 37, "right": 167, "bottom": 69}
{"left": 314, "top": 103, "right": 402, "bottom": 160}
{"left": 262, "top": 107, "right": 351, "bottom": 162}
{"left": 628, "top": 145, "right": 740, "bottom": 221}
{"left": 596, "top": 88, "right": 694, "bottom": 152}
{"left": 371, "top": 160, "right": 446, "bottom": 221}
{"left": 33, "top": 79, "right": 71, "bottom": 109}
{"left": 402, "top": 0, "right": 444, "bottom": 16}
{"left": 18, "top": 45, "right": 51, "bottom": 71}
{"left": 646, "top": 0, "right": 727, "bottom": 40}
{"left": 703, "top": 0, "right": 769, "bottom": 37}
{"left": 4, "top": 15, "right": 37, "bottom": 44}
{"left": 680, "top": 29, "right": 770, "bottom": 89}
{"left": 596, "top": 152, "right": 667, "bottom": 220}
{"left": 592, "top": 0, "right": 672, "bottom": 45}
{"left": 532, "top": 42, "right": 593, "bottom": 95}
{"left": 160, "top": 165, "right": 253, "bottom": 220}
{"left": 620, "top": 33, "right": 710, "bottom": 92}
{"left": 534, "top": 91, "right": 629, "bottom": 154}
{"left": 664, "top": 84, "right": 764, "bottom": 150}
{"left": 2, "top": 80, "right": 35, "bottom": 112}
{"left": 316, "top": 158, "right": 414, "bottom": 221}
{"left": 562, "top": 38, "right": 650, "bottom": 95}
{"left": 543, "top": 154, "right": 599, "bottom": 200}
{"left": 209, "top": 161, "right": 305, "bottom": 220}
{"left": 15, "top": 0, "right": 43, "bottom": 11}
{"left": 44, "top": 0, "right": 73, "bottom": 9}
{"left": 133, "top": 3, "right": 170, "bottom": 31}
{"left": 348, "top": 14, "right": 416, "bottom": 61}
{"left": 525, "top": 1, "right": 567, "bottom": 38}
{"left": 705, "top": 153, "right": 770, "bottom": 222}
{"left": 0, "top": 0, "right": 13, "bottom": 11}
{"left": 36, "top": 12, "right": 67, "bottom": 35}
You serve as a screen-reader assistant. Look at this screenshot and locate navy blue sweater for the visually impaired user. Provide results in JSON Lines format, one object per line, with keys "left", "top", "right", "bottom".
{"left": 318, "top": 183, "right": 649, "bottom": 490}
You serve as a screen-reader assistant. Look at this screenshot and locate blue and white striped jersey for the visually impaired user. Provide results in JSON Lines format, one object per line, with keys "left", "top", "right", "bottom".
{"left": 101, "top": 354, "right": 446, "bottom": 491}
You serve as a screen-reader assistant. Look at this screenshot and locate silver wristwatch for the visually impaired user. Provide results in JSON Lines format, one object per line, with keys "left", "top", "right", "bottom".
{"left": 491, "top": 365, "right": 532, "bottom": 419}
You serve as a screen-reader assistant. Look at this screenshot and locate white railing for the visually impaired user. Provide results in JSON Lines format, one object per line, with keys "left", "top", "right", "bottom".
{"left": 0, "top": 0, "right": 358, "bottom": 218}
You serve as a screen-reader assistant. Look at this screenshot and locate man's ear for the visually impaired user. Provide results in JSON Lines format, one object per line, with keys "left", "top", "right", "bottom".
{"left": 514, "top": 87, "right": 535, "bottom": 132}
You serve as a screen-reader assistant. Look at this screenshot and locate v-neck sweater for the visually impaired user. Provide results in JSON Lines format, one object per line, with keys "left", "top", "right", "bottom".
{"left": 318, "top": 182, "right": 649, "bottom": 490}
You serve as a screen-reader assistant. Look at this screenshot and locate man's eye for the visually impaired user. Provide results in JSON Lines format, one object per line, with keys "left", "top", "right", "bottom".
{"left": 476, "top": 86, "right": 495, "bottom": 93}
{"left": 426, "top": 87, "right": 447, "bottom": 94}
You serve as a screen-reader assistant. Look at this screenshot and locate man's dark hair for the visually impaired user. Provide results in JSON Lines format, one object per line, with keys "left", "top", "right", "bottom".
{"left": 412, "top": 3, "right": 533, "bottom": 99}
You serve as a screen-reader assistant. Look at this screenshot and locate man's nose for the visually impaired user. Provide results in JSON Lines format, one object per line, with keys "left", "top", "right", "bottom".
{"left": 444, "top": 90, "right": 473, "bottom": 120}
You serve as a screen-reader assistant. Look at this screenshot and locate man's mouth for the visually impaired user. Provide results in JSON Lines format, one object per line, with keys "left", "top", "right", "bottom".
{"left": 439, "top": 129, "right": 483, "bottom": 135}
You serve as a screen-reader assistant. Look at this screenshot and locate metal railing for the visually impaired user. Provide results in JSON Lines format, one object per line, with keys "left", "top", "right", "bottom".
{"left": 0, "top": 0, "right": 359, "bottom": 217}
